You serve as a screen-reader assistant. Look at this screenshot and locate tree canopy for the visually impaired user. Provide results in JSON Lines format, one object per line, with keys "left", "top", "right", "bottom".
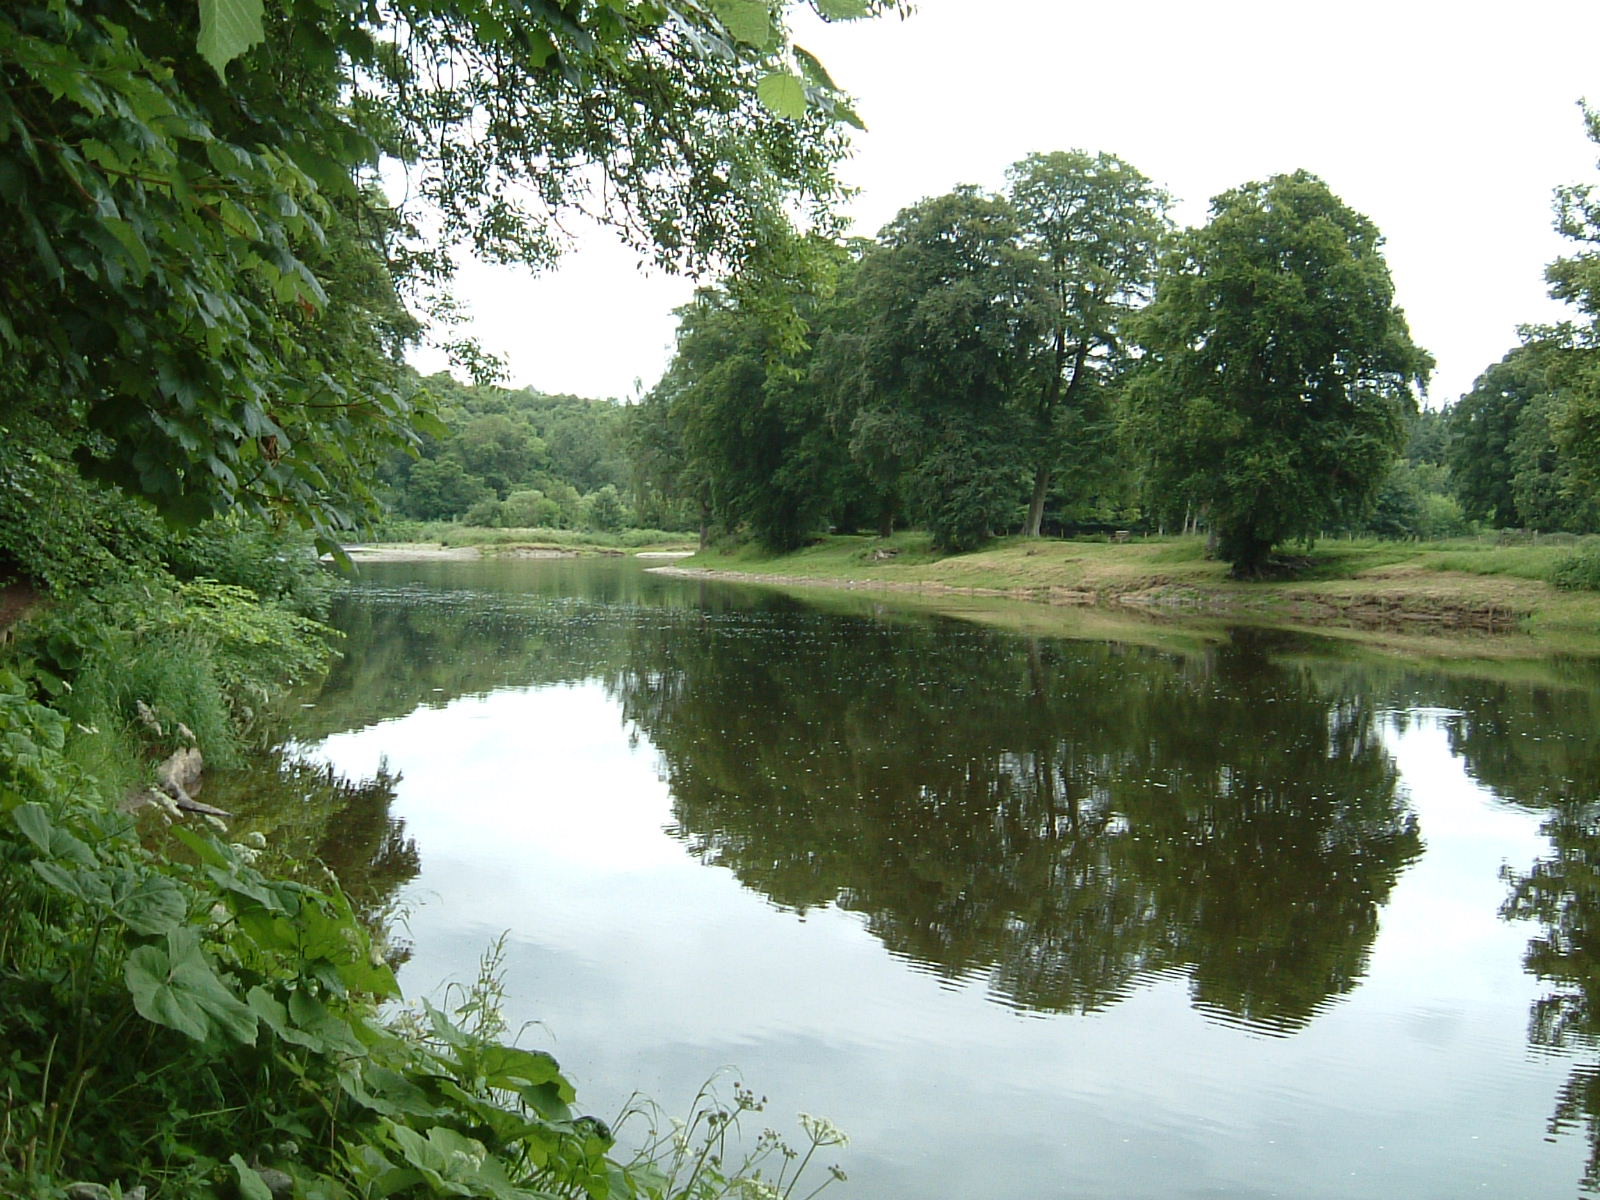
{"left": 1123, "top": 170, "right": 1432, "bottom": 573}
{"left": 1006, "top": 151, "right": 1170, "bottom": 537}
{"left": 0, "top": 0, "right": 892, "bottom": 554}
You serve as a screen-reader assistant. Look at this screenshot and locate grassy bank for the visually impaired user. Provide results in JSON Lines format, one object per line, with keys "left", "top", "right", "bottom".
{"left": 670, "top": 533, "right": 1600, "bottom": 651}
{"left": 369, "top": 521, "right": 695, "bottom": 554}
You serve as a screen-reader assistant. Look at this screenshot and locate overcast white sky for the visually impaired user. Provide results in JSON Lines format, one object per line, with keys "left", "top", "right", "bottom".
{"left": 412, "top": 0, "right": 1600, "bottom": 407}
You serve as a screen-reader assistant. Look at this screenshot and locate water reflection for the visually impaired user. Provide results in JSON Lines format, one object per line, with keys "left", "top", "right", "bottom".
{"left": 609, "top": 618, "right": 1421, "bottom": 1032}
{"left": 274, "top": 560, "right": 1600, "bottom": 1195}
{"left": 207, "top": 748, "right": 420, "bottom": 958}
{"left": 1504, "top": 793, "right": 1600, "bottom": 1193}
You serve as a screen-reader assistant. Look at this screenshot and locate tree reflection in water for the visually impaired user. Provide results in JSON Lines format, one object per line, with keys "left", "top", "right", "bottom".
{"left": 1505, "top": 794, "right": 1600, "bottom": 1194}
{"left": 611, "top": 620, "right": 1422, "bottom": 1032}
{"left": 207, "top": 748, "right": 421, "bottom": 964}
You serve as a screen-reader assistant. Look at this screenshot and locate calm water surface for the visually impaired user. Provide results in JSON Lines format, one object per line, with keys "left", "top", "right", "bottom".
{"left": 273, "top": 557, "right": 1600, "bottom": 1199}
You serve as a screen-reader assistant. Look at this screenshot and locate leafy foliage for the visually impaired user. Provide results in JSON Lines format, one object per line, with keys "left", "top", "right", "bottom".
{"left": 1006, "top": 151, "right": 1171, "bottom": 536}
{"left": 1124, "top": 171, "right": 1432, "bottom": 572}
{"left": 822, "top": 187, "right": 1044, "bottom": 550}
{"left": 380, "top": 373, "right": 647, "bottom": 531}
{"left": 0, "top": 0, "right": 893, "bottom": 547}
{"left": 0, "top": 668, "right": 849, "bottom": 1199}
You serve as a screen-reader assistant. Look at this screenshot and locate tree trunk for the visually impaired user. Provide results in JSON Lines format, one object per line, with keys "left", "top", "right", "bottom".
{"left": 1024, "top": 465, "right": 1051, "bottom": 537}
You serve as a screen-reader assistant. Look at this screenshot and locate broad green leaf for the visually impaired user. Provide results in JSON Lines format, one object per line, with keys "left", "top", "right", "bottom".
{"left": 13, "top": 802, "right": 96, "bottom": 867}
{"left": 710, "top": 0, "right": 773, "bottom": 48}
{"left": 197, "top": 0, "right": 266, "bottom": 80}
{"left": 125, "top": 928, "right": 259, "bottom": 1044}
{"left": 794, "top": 46, "right": 837, "bottom": 89}
{"left": 816, "top": 0, "right": 870, "bottom": 17}
{"left": 339, "top": 1065, "right": 440, "bottom": 1118}
{"left": 171, "top": 824, "right": 231, "bottom": 868}
{"left": 756, "top": 71, "right": 807, "bottom": 120}
{"left": 32, "top": 861, "right": 110, "bottom": 906}
{"left": 111, "top": 872, "right": 187, "bottom": 935}
{"left": 12, "top": 803, "right": 53, "bottom": 852}
{"left": 475, "top": 1044, "right": 564, "bottom": 1090}
{"left": 230, "top": 1155, "right": 274, "bottom": 1200}
{"left": 282, "top": 987, "right": 367, "bottom": 1056}
{"left": 246, "top": 985, "right": 289, "bottom": 1036}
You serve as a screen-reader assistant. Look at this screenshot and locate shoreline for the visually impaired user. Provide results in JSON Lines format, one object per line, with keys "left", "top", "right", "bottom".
{"left": 649, "top": 563, "right": 1527, "bottom": 632}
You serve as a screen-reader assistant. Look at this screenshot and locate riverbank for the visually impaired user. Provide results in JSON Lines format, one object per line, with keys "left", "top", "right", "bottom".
{"left": 342, "top": 540, "right": 696, "bottom": 563}
{"left": 657, "top": 533, "right": 1600, "bottom": 652}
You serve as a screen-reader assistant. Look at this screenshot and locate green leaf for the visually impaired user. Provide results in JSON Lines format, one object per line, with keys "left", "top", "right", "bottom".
{"left": 12, "top": 802, "right": 53, "bottom": 852}
{"left": 815, "top": 0, "right": 870, "bottom": 17}
{"left": 13, "top": 802, "right": 96, "bottom": 867}
{"left": 710, "top": 0, "right": 773, "bottom": 48}
{"left": 756, "top": 71, "right": 807, "bottom": 120}
{"left": 112, "top": 872, "right": 188, "bottom": 935}
{"left": 794, "top": 46, "right": 837, "bottom": 90}
{"left": 475, "top": 1044, "right": 565, "bottom": 1091}
{"left": 230, "top": 1153, "right": 274, "bottom": 1200}
{"left": 125, "top": 927, "right": 259, "bottom": 1044}
{"left": 197, "top": 0, "right": 266, "bottom": 80}
{"left": 171, "top": 824, "right": 231, "bottom": 868}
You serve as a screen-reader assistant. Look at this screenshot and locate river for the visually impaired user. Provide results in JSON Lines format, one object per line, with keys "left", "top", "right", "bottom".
{"left": 253, "top": 555, "right": 1600, "bottom": 1198}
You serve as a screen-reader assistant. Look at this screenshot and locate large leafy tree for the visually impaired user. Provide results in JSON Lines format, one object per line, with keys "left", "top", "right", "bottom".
{"left": 0, "top": 0, "right": 889, "bottom": 552}
{"left": 823, "top": 187, "right": 1043, "bottom": 551}
{"left": 1124, "top": 171, "right": 1432, "bottom": 574}
{"left": 1006, "top": 151, "right": 1170, "bottom": 536}
{"left": 647, "top": 281, "right": 849, "bottom": 550}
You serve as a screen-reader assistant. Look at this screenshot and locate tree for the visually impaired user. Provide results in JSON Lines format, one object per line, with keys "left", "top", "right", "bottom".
{"left": 0, "top": 0, "right": 895, "bottom": 551}
{"left": 1006, "top": 151, "right": 1170, "bottom": 536}
{"left": 1448, "top": 344, "right": 1556, "bottom": 527}
{"left": 825, "top": 188, "right": 1042, "bottom": 551}
{"left": 1510, "top": 390, "right": 1600, "bottom": 532}
{"left": 1543, "top": 104, "right": 1600, "bottom": 501}
{"left": 646, "top": 275, "right": 854, "bottom": 551}
{"left": 451, "top": 414, "right": 544, "bottom": 499}
{"left": 1124, "top": 171, "right": 1432, "bottom": 574}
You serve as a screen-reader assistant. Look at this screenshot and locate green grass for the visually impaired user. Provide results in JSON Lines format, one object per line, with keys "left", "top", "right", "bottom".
{"left": 674, "top": 531, "right": 1600, "bottom": 650}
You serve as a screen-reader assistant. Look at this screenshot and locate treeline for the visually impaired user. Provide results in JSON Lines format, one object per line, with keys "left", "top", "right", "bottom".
{"left": 622, "top": 137, "right": 1600, "bottom": 573}
{"left": 378, "top": 372, "right": 649, "bottom": 532}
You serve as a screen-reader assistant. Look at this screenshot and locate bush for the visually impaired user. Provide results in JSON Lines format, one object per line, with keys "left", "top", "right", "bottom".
{"left": 1552, "top": 544, "right": 1600, "bottom": 590}
{"left": 583, "top": 484, "right": 632, "bottom": 533}
{"left": 465, "top": 497, "right": 507, "bottom": 527}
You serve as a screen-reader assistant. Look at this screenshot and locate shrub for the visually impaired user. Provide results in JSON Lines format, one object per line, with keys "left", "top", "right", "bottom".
{"left": 1552, "top": 544, "right": 1600, "bottom": 590}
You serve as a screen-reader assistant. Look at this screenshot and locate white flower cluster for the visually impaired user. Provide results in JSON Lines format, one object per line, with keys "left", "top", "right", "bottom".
{"left": 797, "top": 1112, "right": 849, "bottom": 1148}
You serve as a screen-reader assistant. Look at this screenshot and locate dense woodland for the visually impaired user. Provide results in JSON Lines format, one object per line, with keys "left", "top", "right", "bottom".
{"left": 384, "top": 135, "right": 1600, "bottom": 569}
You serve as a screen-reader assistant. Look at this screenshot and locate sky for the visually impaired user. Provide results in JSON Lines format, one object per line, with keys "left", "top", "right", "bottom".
{"left": 411, "top": 0, "right": 1600, "bottom": 408}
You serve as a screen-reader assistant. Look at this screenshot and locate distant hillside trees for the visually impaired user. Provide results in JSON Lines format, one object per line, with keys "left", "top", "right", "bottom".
{"left": 381, "top": 373, "right": 651, "bottom": 530}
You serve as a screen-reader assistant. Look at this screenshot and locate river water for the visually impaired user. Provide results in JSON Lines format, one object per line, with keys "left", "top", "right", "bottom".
{"left": 266, "top": 556, "right": 1600, "bottom": 1198}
